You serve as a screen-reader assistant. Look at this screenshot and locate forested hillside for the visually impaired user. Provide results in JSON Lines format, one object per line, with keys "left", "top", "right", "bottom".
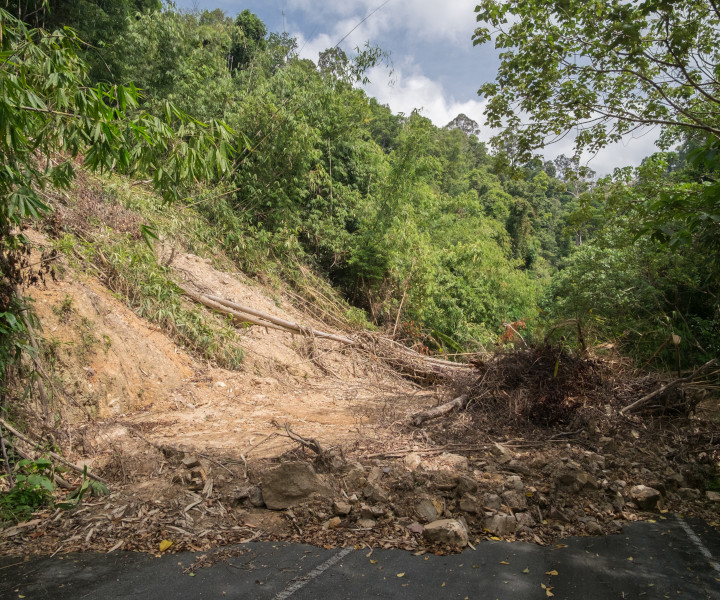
{"left": 2, "top": 0, "right": 719, "bottom": 384}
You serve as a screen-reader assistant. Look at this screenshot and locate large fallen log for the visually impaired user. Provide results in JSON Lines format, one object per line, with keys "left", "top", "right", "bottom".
{"left": 201, "top": 292, "right": 356, "bottom": 345}
{"left": 180, "top": 287, "right": 294, "bottom": 333}
{"left": 180, "top": 285, "right": 475, "bottom": 382}
{"left": 410, "top": 395, "right": 470, "bottom": 426}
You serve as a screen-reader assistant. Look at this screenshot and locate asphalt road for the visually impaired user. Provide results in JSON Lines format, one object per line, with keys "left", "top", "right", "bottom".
{"left": 1, "top": 517, "right": 719, "bottom": 599}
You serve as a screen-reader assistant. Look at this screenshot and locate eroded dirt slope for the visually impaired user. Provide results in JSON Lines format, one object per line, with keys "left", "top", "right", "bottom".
{"left": 28, "top": 234, "right": 429, "bottom": 466}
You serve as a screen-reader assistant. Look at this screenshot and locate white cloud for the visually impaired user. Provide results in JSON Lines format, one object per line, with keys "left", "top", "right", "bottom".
{"left": 363, "top": 64, "right": 487, "bottom": 129}
{"left": 288, "top": 0, "right": 476, "bottom": 45}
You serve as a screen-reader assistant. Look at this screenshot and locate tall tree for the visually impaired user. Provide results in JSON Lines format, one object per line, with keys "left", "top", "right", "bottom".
{"left": 473, "top": 0, "right": 720, "bottom": 159}
{"left": 230, "top": 9, "right": 267, "bottom": 70}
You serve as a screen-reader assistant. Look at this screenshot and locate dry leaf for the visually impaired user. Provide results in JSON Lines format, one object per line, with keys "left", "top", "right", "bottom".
{"left": 500, "top": 561, "right": 510, "bottom": 565}
{"left": 159, "top": 539, "right": 173, "bottom": 552}
{"left": 370, "top": 559, "right": 378, "bottom": 564}
{"left": 545, "top": 570, "right": 558, "bottom": 576}
{"left": 522, "top": 567, "right": 530, "bottom": 574}
{"left": 397, "top": 573, "right": 405, "bottom": 578}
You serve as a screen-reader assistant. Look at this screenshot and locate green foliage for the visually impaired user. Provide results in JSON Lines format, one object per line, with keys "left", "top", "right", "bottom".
{"left": 231, "top": 9, "right": 267, "bottom": 70}
{"left": 473, "top": 0, "right": 720, "bottom": 160}
{"left": 3, "top": 0, "right": 162, "bottom": 82}
{"left": 0, "top": 457, "right": 55, "bottom": 523}
{"left": 546, "top": 152, "right": 719, "bottom": 365}
{"left": 0, "top": 9, "right": 237, "bottom": 397}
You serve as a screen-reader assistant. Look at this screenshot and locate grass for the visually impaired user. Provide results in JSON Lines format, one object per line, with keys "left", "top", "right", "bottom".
{"left": 47, "top": 169, "right": 372, "bottom": 370}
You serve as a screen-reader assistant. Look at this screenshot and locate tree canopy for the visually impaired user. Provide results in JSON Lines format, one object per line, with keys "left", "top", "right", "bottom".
{"left": 473, "top": 0, "right": 720, "bottom": 160}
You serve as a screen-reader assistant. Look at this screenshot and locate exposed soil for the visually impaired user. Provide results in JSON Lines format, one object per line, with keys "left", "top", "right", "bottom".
{"left": 2, "top": 232, "right": 719, "bottom": 559}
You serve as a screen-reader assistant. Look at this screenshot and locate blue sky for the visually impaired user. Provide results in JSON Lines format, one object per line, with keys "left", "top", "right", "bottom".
{"left": 173, "top": 0, "right": 659, "bottom": 174}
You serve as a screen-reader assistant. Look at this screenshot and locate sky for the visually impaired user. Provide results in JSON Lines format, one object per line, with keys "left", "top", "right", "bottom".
{"left": 173, "top": 0, "right": 660, "bottom": 175}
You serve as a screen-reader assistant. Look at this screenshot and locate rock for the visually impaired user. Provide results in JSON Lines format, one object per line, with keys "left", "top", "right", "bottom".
{"left": 492, "top": 443, "right": 514, "bottom": 464}
{"left": 415, "top": 497, "right": 441, "bottom": 523}
{"left": 407, "top": 521, "right": 425, "bottom": 534}
{"left": 430, "top": 471, "right": 459, "bottom": 491}
{"left": 356, "top": 518, "right": 376, "bottom": 529}
{"left": 556, "top": 468, "right": 598, "bottom": 491}
{"left": 437, "top": 453, "right": 469, "bottom": 471}
{"left": 459, "top": 495, "right": 478, "bottom": 514}
{"left": 323, "top": 517, "right": 341, "bottom": 530}
{"left": 182, "top": 456, "right": 200, "bottom": 469}
{"left": 665, "top": 471, "right": 685, "bottom": 488}
{"left": 456, "top": 475, "right": 479, "bottom": 495}
{"left": 367, "top": 466, "right": 383, "bottom": 484}
{"left": 506, "top": 475, "right": 524, "bottom": 491}
{"left": 548, "top": 506, "right": 570, "bottom": 523}
{"left": 515, "top": 512, "right": 535, "bottom": 528}
{"left": 506, "top": 460, "right": 532, "bottom": 476}
{"left": 583, "top": 451, "right": 606, "bottom": 471}
{"left": 362, "top": 483, "right": 389, "bottom": 503}
{"left": 647, "top": 480, "right": 667, "bottom": 495}
{"left": 344, "top": 467, "right": 367, "bottom": 492}
{"left": 484, "top": 514, "right": 517, "bottom": 536}
{"left": 586, "top": 520, "right": 603, "bottom": 535}
{"left": 706, "top": 491, "right": 720, "bottom": 502}
{"left": 325, "top": 453, "right": 348, "bottom": 473}
{"left": 261, "top": 462, "right": 330, "bottom": 510}
{"left": 423, "top": 519, "right": 469, "bottom": 547}
{"left": 501, "top": 490, "right": 528, "bottom": 511}
{"left": 629, "top": 485, "right": 662, "bottom": 510}
{"left": 332, "top": 500, "right": 352, "bottom": 516}
{"left": 233, "top": 485, "right": 261, "bottom": 504}
{"left": 361, "top": 505, "right": 386, "bottom": 520}
{"left": 404, "top": 452, "right": 422, "bottom": 471}
{"left": 482, "top": 493, "right": 503, "bottom": 511}
{"left": 248, "top": 487, "right": 265, "bottom": 507}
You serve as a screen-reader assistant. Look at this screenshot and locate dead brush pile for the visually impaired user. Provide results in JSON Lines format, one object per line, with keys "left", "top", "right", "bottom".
{"left": 464, "top": 345, "right": 610, "bottom": 429}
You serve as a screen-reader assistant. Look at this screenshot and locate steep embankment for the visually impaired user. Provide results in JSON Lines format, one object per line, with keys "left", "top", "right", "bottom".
{"left": 27, "top": 229, "right": 428, "bottom": 465}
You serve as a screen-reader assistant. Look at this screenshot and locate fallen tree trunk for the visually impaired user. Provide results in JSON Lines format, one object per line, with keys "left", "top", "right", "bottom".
{"left": 180, "top": 287, "right": 290, "bottom": 333}
{"left": 181, "top": 285, "right": 476, "bottom": 382}
{"left": 202, "top": 292, "right": 357, "bottom": 345}
{"left": 410, "top": 395, "right": 470, "bottom": 426}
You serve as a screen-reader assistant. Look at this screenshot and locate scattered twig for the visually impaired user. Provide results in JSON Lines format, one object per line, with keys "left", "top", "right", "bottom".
{"left": 620, "top": 358, "right": 718, "bottom": 415}
{"left": 283, "top": 423, "right": 323, "bottom": 455}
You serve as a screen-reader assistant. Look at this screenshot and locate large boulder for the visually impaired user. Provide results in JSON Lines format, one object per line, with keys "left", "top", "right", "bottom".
{"left": 261, "top": 462, "right": 330, "bottom": 510}
{"left": 484, "top": 514, "right": 517, "bottom": 536}
{"left": 629, "top": 485, "right": 662, "bottom": 510}
{"left": 423, "top": 519, "right": 469, "bottom": 547}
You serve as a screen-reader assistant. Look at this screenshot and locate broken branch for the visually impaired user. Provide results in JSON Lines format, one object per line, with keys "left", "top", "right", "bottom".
{"left": 410, "top": 394, "right": 470, "bottom": 427}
